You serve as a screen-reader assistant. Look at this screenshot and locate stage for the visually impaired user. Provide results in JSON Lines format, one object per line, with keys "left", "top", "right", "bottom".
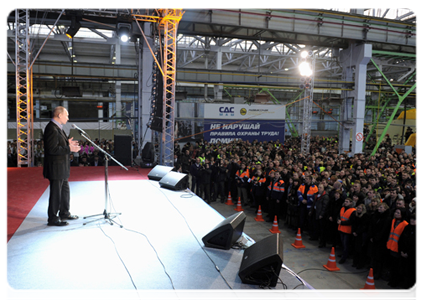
{"left": 7, "top": 167, "right": 311, "bottom": 299}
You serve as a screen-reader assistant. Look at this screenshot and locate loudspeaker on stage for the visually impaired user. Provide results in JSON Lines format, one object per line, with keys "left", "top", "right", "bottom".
{"left": 238, "top": 233, "right": 283, "bottom": 287}
{"left": 147, "top": 165, "right": 173, "bottom": 181}
{"left": 159, "top": 171, "right": 188, "bottom": 191}
{"left": 202, "top": 212, "right": 246, "bottom": 250}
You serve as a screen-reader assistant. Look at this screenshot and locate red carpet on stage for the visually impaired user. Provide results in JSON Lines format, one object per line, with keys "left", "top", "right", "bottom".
{"left": 7, "top": 166, "right": 151, "bottom": 242}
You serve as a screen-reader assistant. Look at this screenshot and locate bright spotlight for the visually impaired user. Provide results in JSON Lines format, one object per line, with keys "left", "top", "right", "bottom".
{"left": 120, "top": 34, "right": 129, "bottom": 43}
{"left": 299, "top": 61, "right": 312, "bottom": 77}
{"left": 301, "top": 51, "right": 308, "bottom": 58}
{"left": 117, "top": 24, "right": 131, "bottom": 43}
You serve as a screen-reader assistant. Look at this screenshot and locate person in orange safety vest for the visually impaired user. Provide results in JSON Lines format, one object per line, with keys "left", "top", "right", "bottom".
{"left": 297, "top": 175, "right": 318, "bottom": 232}
{"left": 386, "top": 207, "right": 409, "bottom": 287}
{"left": 337, "top": 198, "right": 356, "bottom": 264}
{"left": 235, "top": 162, "right": 250, "bottom": 205}
{"left": 266, "top": 171, "right": 285, "bottom": 222}
{"left": 250, "top": 169, "right": 267, "bottom": 213}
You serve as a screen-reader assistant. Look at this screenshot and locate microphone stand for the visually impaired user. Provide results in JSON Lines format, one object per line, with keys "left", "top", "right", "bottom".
{"left": 80, "top": 132, "right": 128, "bottom": 227}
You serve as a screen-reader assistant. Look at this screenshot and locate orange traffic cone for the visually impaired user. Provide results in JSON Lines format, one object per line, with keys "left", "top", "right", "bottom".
{"left": 291, "top": 228, "right": 306, "bottom": 248}
{"left": 323, "top": 247, "right": 340, "bottom": 271}
{"left": 269, "top": 216, "right": 281, "bottom": 233}
{"left": 361, "top": 268, "right": 376, "bottom": 290}
{"left": 234, "top": 197, "right": 244, "bottom": 212}
{"left": 254, "top": 205, "right": 265, "bottom": 222}
{"left": 225, "top": 192, "right": 234, "bottom": 205}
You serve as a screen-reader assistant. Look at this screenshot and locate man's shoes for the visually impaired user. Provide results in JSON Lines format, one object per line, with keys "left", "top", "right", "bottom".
{"left": 60, "top": 214, "right": 79, "bottom": 220}
{"left": 338, "top": 258, "right": 346, "bottom": 264}
{"left": 47, "top": 220, "right": 69, "bottom": 226}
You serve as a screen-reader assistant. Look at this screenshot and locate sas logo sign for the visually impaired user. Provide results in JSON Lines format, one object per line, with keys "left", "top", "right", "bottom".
{"left": 219, "top": 107, "right": 235, "bottom": 117}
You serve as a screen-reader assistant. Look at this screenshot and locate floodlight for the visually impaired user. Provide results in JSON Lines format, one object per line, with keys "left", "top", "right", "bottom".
{"left": 117, "top": 24, "right": 131, "bottom": 42}
{"left": 301, "top": 51, "right": 308, "bottom": 58}
{"left": 299, "top": 61, "right": 312, "bottom": 77}
{"left": 66, "top": 16, "right": 81, "bottom": 39}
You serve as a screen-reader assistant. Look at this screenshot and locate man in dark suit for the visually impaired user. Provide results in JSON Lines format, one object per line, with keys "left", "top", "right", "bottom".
{"left": 43, "top": 106, "right": 81, "bottom": 226}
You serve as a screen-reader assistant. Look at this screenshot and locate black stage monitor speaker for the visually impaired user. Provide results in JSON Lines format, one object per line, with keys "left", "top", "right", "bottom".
{"left": 238, "top": 233, "right": 283, "bottom": 287}
{"left": 202, "top": 212, "right": 246, "bottom": 250}
{"left": 147, "top": 165, "right": 173, "bottom": 181}
{"left": 142, "top": 142, "right": 154, "bottom": 163}
{"left": 159, "top": 171, "right": 188, "bottom": 191}
{"left": 114, "top": 135, "right": 132, "bottom": 166}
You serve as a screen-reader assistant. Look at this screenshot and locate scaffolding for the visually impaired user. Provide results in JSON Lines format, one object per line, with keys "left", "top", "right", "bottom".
{"left": 300, "top": 54, "right": 315, "bottom": 155}
{"left": 158, "top": 9, "right": 183, "bottom": 166}
{"left": 15, "top": 9, "right": 34, "bottom": 167}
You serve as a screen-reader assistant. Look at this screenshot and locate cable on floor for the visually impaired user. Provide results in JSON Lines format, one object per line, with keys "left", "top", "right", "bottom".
{"left": 147, "top": 180, "right": 234, "bottom": 289}
{"left": 97, "top": 221, "right": 138, "bottom": 290}
{"left": 99, "top": 182, "right": 176, "bottom": 290}
{"left": 260, "top": 267, "right": 304, "bottom": 300}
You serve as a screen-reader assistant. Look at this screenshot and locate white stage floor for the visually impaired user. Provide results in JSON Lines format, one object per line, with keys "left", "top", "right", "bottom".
{"left": 7, "top": 179, "right": 310, "bottom": 299}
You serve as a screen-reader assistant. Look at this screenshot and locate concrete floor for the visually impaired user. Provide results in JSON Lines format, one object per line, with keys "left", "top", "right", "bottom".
{"left": 209, "top": 199, "right": 397, "bottom": 290}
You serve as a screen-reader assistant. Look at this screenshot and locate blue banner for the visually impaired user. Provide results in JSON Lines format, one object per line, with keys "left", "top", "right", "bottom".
{"left": 203, "top": 119, "right": 285, "bottom": 143}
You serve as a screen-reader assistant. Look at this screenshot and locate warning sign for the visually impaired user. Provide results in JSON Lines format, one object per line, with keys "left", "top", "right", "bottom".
{"left": 356, "top": 132, "right": 364, "bottom": 142}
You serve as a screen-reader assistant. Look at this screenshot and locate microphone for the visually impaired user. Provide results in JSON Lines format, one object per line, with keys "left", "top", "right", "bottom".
{"left": 72, "top": 124, "right": 89, "bottom": 136}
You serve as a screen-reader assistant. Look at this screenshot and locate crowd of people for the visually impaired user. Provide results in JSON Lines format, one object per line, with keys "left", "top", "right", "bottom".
{"left": 173, "top": 134, "right": 416, "bottom": 289}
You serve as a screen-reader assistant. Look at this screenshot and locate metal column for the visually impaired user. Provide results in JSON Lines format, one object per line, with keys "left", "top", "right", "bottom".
{"left": 214, "top": 47, "right": 223, "bottom": 100}
{"left": 338, "top": 43, "right": 372, "bottom": 155}
{"left": 352, "top": 44, "right": 372, "bottom": 154}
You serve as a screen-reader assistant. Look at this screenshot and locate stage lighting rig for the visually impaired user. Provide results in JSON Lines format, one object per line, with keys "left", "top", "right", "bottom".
{"left": 66, "top": 14, "right": 81, "bottom": 39}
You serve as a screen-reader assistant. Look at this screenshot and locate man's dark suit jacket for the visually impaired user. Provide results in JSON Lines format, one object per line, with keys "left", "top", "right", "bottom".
{"left": 43, "top": 121, "right": 71, "bottom": 180}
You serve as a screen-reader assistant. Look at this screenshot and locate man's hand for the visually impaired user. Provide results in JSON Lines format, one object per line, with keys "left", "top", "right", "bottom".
{"left": 69, "top": 138, "right": 81, "bottom": 152}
